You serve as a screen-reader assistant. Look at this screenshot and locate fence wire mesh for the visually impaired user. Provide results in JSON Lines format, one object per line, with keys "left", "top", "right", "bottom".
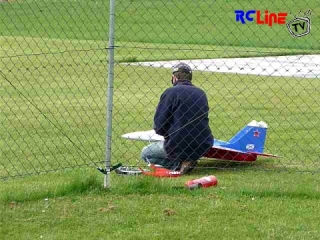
{"left": 1, "top": 0, "right": 319, "bottom": 180}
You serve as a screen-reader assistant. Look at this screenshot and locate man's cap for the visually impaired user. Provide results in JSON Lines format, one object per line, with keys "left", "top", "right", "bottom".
{"left": 172, "top": 62, "right": 192, "bottom": 74}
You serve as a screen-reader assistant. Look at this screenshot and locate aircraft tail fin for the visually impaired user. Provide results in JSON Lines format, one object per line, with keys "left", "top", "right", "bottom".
{"left": 225, "top": 120, "right": 268, "bottom": 153}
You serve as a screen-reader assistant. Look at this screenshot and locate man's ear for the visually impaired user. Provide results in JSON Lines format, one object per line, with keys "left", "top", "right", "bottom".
{"left": 172, "top": 75, "right": 177, "bottom": 82}
{"left": 171, "top": 75, "right": 176, "bottom": 85}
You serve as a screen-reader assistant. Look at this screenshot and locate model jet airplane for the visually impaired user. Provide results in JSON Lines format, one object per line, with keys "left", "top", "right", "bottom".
{"left": 122, "top": 120, "right": 278, "bottom": 162}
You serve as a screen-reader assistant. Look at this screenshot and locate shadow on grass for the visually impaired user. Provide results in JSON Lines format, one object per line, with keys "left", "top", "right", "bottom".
{"left": 0, "top": 171, "right": 103, "bottom": 203}
{"left": 2, "top": 161, "right": 318, "bottom": 203}
{"left": 190, "top": 157, "right": 287, "bottom": 175}
{"left": 0, "top": 169, "right": 205, "bottom": 203}
{"left": 111, "top": 174, "right": 206, "bottom": 197}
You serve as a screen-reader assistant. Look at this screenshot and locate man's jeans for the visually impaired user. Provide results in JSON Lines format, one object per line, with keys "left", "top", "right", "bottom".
{"left": 141, "top": 142, "right": 180, "bottom": 170}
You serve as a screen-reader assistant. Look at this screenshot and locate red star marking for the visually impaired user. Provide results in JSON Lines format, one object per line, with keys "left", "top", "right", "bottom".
{"left": 253, "top": 130, "right": 260, "bottom": 137}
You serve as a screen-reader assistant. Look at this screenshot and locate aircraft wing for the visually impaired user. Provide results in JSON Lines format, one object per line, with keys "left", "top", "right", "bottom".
{"left": 211, "top": 145, "right": 278, "bottom": 157}
{"left": 121, "top": 130, "right": 278, "bottom": 161}
{"left": 247, "top": 151, "right": 278, "bottom": 158}
{"left": 121, "top": 130, "right": 164, "bottom": 142}
{"left": 204, "top": 145, "right": 278, "bottom": 161}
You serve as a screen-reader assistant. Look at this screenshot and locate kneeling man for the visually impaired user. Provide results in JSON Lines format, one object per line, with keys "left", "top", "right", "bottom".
{"left": 141, "top": 63, "right": 213, "bottom": 174}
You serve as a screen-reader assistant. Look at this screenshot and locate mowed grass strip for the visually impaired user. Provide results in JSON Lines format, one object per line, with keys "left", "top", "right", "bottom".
{"left": 1, "top": 169, "right": 320, "bottom": 239}
{"left": 0, "top": 0, "right": 319, "bottom": 50}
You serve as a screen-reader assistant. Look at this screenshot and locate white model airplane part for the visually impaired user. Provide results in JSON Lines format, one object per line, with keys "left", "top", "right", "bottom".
{"left": 122, "top": 120, "right": 278, "bottom": 162}
{"left": 122, "top": 130, "right": 164, "bottom": 142}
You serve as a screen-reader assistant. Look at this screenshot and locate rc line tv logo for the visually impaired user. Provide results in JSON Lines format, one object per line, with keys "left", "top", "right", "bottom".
{"left": 235, "top": 9, "right": 311, "bottom": 37}
{"left": 235, "top": 10, "right": 288, "bottom": 26}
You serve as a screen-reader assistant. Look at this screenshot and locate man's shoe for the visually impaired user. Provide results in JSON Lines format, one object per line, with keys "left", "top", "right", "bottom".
{"left": 180, "top": 161, "right": 197, "bottom": 175}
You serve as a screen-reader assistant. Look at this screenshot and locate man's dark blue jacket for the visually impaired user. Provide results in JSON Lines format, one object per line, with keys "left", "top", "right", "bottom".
{"left": 154, "top": 80, "right": 213, "bottom": 162}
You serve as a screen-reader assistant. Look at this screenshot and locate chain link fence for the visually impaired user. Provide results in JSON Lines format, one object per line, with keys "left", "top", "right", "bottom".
{"left": 1, "top": 0, "right": 319, "bottom": 180}
{"left": 1, "top": 0, "right": 110, "bottom": 179}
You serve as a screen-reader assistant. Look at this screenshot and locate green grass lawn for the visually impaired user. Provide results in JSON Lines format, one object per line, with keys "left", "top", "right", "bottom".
{"left": 1, "top": 169, "right": 320, "bottom": 239}
{"left": 1, "top": 0, "right": 320, "bottom": 50}
{"left": 1, "top": 34, "right": 320, "bottom": 238}
{"left": 2, "top": 35, "right": 320, "bottom": 178}
{"left": 1, "top": 0, "right": 320, "bottom": 238}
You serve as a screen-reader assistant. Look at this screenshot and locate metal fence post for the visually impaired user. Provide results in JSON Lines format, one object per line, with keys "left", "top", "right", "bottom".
{"left": 104, "top": 0, "right": 116, "bottom": 188}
